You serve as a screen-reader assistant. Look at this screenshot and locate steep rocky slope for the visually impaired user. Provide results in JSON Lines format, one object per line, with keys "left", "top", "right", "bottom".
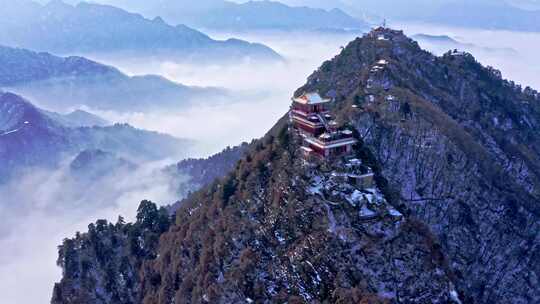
{"left": 54, "top": 124, "right": 460, "bottom": 303}
{"left": 138, "top": 128, "right": 459, "bottom": 303}
{"left": 52, "top": 28, "right": 539, "bottom": 304}
{"left": 69, "top": 149, "right": 136, "bottom": 180}
{"left": 296, "top": 28, "right": 540, "bottom": 303}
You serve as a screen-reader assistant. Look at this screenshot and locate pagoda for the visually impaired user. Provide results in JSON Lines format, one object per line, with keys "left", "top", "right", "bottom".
{"left": 290, "top": 92, "right": 357, "bottom": 158}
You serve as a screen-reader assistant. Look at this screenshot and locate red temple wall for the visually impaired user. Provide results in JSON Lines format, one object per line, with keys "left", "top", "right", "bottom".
{"left": 292, "top": 103, "right": 329, "bottom": 114}
{"left": 294, "top": 121, "right": 324, "bottom": 135}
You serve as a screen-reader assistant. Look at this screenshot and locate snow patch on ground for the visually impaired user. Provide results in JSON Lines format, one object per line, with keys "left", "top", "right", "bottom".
{"left": 388, "top": 208, "right": 403, "bottom": 217}
{"left": 360, "top": 205, "right": 377, "bottom": 217}
{"left": 323, "top": 203, "right": 337, "bottom": 233}
{"left": 450, "top": 285, "right": 463, "bottom": 304}
{"left": 307, "top": 175, "right": 324, "bottom": 195}
{"left": 0, "top": 128, "right": 21, "bottom": 136}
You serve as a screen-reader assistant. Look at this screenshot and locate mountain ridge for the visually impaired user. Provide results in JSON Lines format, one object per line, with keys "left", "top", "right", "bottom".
{"left": 42, "top": 109, "right": 110, "bottom": 128}
{"left": 51, "top": 28, "right": 540, "bottom": 303}
{"left": 0, "top": 0, "right": 281, "bottom": 63}
{"left": 76, "top": 0, "right": 369, "bottom": 32}
{"left": 0, "top": 44, "right": 226, "bottom": 111}
{"left": 0, "top": 92, "right": 194, "bottom": 183}
{"left": 53, "top": 123, "right": 459, "bottom": 303}
{"left": 296, "top": 27, "right": 540, "bottom": 303}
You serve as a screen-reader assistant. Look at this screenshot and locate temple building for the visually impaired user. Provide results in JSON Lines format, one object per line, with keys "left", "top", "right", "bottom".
{"left": 290, "top": 92, "right": 357, "bottom": 158}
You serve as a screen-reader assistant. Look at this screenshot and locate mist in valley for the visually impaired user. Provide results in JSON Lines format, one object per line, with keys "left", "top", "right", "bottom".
{"left": 0, "top": 30, "right": 356, "bottom": 303}
{"left": 0, "top": 158, "right": 183, "bottom": 303}
{"left": 85, "top": 26, "right": 540, "bottom": 156}
{"left": 1, "top": 16, "right": 540, "bottom": 304}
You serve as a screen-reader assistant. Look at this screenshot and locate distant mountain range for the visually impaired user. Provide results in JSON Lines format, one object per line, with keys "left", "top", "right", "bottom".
{"left": 400, "top": 0, "right": 540, "bottom": 32}
{"left": 412, "top": 34, "right": 517, "bottom": 56}
{"left": 0, "top": 92, "right": 194, "bottom": 183}
{"left": 166, "top": 142, "right": 250, "bottom": 199}
{"left": 77, "top": 0, "right": 368, "bottom": 32}
{"left": 282, "top": 0, "right": 540, "bottom": 32}
{"left": 42, "top": 110, "right": 110, "bottom": 128}
{"left": 0, "top": 0, "right": 281, "bottom": 63}
{"left": 0, "top": 45, "right": 226, "bottom": 111}
{"left": 69, "top": 148, "right": 136, "bottom": 180}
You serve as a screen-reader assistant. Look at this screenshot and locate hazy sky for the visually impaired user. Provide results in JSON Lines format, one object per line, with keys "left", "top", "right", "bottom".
{"left": 84, "top": 30, "right": 358, "bottom": 157}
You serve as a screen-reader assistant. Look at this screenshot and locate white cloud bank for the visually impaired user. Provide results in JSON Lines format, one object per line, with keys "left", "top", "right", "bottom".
{"left": 86, "top": 31, "right": 357, "bottom": 157}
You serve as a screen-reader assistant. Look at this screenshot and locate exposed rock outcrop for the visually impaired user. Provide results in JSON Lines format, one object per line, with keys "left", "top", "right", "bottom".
{"left": 297, "top": 27, "right": 540, "bottom": 304}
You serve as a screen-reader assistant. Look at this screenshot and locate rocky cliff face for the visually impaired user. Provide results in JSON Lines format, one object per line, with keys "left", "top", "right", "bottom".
{"left": 297, "top": 28, "right": 540, "bottom": 304}
{"left": 51, "top": 28, "right": 539, "bottom": 304}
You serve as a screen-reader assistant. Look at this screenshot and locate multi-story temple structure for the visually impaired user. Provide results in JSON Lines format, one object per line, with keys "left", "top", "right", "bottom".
{"left": 290, "top": 92, "right": 357, "bottom": 158}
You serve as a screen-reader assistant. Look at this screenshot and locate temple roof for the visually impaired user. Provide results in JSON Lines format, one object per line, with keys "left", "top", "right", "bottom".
{"left": 293, "top": 92, "right": 331, "bottom": 105}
